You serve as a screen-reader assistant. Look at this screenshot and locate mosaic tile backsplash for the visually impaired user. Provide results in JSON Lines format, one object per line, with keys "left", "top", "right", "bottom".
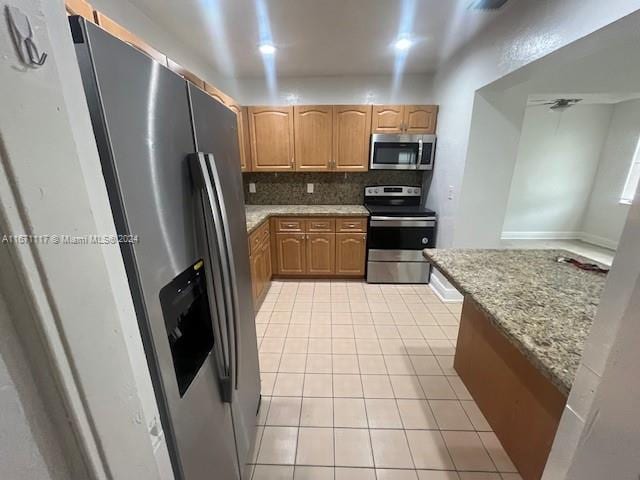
{"left": 242, "top": 171, "right": 425, "bottom": 205}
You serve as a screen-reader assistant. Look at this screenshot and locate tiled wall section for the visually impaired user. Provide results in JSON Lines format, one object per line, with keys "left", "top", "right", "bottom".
{"left": 243, "top": 171, "right": 425, "bottom": 205}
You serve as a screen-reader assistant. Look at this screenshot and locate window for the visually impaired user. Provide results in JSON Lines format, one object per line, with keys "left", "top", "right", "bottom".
{"left": 620, "top": 136, "right": 640, "bottom": 205}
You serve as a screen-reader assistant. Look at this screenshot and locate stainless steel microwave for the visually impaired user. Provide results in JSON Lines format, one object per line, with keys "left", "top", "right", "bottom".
{"left": 370, "top": 133, "right": 436, "bottom": 170}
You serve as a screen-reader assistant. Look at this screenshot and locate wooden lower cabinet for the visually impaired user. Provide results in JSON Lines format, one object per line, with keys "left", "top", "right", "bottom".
{"left": 335, "top": 233, "right": 366, "bottom": 276}
{"left": 250, "top": 248, "right": 263, "bottom": 301}
{"left": 306, "top": 233, "right": 335, "bottom": 275}
{"left": 249, "top": 221, "right": 272, "bottom": 308}
{"left": 272, "top": 217, "right": 366, "bottom": 278}
{"left": 275, "top": 233, "right": 306, "bottom": 275}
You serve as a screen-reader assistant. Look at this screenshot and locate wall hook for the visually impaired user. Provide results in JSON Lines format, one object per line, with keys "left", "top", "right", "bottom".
{"left": 6, "top": 5, "right": 48, "bottom": 68}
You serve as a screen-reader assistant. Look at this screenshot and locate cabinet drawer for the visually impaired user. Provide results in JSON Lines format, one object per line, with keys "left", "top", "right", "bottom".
{"left": 306, "top": 218, "right": 335, "bottom": 232}
{"left": 336, "top": 217, "right": 367, "bottom": 233}
{"left": 275, "top": 217, "right": 305, "bottom": 232}
{"left": 249, "top": 221, "right": 270, "bottom": 255}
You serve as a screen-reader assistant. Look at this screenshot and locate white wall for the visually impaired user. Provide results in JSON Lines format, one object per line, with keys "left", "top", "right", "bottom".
{"left": 502, "top": 104, "right": 612, "bottom": 238}
{"left": 544, "top": 176, "right": 640, "bottom": 479}
{"left": 234, "top": 74, "right": 434, "bottom": 105}
{"left": 0, "top": 282, "right": 73, "bottom": 480}
{"left": 425, "top": 0, "right": 640, "bottom": 248}
{"left": 581, "top": 99, "right": 640, "bottom": 247}
{"left": 1, "top": 0, "right": 169, "bottom": 478}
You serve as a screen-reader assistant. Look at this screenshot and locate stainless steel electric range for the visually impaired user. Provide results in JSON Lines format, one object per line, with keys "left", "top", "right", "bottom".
{"left": 364, "top": 186, "right": 437, "bottom": 284}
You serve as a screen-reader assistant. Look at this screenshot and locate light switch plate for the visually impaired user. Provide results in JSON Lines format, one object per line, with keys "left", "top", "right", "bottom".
{"left": 307, "top": 183, "right": 314, "bottom": 194}
{"left": 249, "top": 183, "right": 256, "bottom": 193}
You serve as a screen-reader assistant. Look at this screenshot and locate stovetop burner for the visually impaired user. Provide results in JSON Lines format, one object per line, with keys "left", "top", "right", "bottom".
{"left": 363, "top": 185, "right": 437, "bottom": 218}
{"left": 365, "top": 204, "right": 436, "bottom": 217}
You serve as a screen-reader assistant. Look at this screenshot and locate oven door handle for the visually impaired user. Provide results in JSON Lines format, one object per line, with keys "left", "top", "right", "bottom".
{"left": 370, "top": 218, "right": 436, "bottom": 228}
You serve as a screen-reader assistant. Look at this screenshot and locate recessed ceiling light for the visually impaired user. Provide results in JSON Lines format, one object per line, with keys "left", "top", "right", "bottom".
{"left": 259, "top": 43, "right": 276, "bottom": 55}
{"left": 394, "top": 37, "right": 413, "bottom": 51}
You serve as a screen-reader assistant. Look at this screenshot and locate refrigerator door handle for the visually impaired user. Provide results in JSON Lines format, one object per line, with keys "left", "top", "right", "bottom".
{"left": 203, "top": 153, "right": 242, "bottom": 391}
{"left": 189, "top": 153, "right": 233, "bottom": 403}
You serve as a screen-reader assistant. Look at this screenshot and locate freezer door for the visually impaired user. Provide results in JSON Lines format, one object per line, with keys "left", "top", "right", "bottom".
{"left": 188, "top": 85, "right": 261, "bottom": 475}
{"left": 72, "top": 17, "right": 239, "bottom": 480}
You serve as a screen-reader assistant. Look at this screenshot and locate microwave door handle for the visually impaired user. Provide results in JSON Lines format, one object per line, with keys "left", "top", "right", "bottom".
{"left": 204, "top": 153, "right": 242, "bottom": 391}
{"left": 417, "top": 139, "right": 423, "bottom": 169}
{"left": 189, "top": 153, "right": 233, "bottom": 402}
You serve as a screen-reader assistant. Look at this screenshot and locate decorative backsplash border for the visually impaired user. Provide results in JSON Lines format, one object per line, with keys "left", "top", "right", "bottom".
{"left": 243, "top": 171, "right": 424, "bottom": 205}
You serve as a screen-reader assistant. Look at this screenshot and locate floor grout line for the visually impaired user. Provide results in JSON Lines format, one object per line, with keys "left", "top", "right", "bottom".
{"left": 254, "top": 280, "right": 512, "bottom": 480}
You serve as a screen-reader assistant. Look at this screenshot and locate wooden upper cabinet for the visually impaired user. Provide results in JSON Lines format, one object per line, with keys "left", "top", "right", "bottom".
{"left": 166, "top": 59, "right": 204, "bottom": 89}
{"left": 294, "top": 106, "right": 333, "bottom": 171}
{"left": 204, "top": 83, "right": 234, "bottom": 106}
{"left": 65, "top": 0, "right": 94, "bottom": 22}
{"left": 336, "top": 233, "right": 366, "bottom": 276}
{"left": 237, "top": 107, "right": 251, "bottom": 172}
{"left": 248, "top": 107, "right": 295, "bottom": 171}
{"left": 224, "top": 102, "right": 251, "bottom": 172}
{"left": 371, "top": 105, "right": 404, "bottom": 133}
{"left": 333, "top": 105, "right": 372, "bottom": 171}
{"left": 94, "top": 12, "right": 167, "bottom": 65}
{"left": 306, "top": 233, "right": 335, "bottom": 275}
{"left": 403, "top": 105, "right": 438, "bottom": 134}
{"left": 372, "top": 105, "right": 438, "bottom": 134}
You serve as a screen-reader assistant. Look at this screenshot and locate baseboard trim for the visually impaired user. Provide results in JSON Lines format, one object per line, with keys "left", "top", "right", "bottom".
{"left": 578, "top": 232, "right": 618, "bottom": 250}
{"left": 429, "top": 269, "right": 463, "bottom": 303}
{"left": 501, "top": 231, "right": 581, "bottom": 240}
{"left": 501, "top": 231, "right": 618, "bottom": 250}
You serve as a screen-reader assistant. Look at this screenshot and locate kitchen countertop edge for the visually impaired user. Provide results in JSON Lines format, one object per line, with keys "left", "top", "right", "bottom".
{"left": 422, "top": 248, "right": 606, "bottom": 396}
{"left": 245, "top": 205, "right": 369, "bottom": 234}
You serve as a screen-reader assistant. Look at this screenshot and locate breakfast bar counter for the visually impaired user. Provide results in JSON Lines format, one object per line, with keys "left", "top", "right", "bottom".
{"left": 422, "top": 248, "right": 607, "bottom": 480}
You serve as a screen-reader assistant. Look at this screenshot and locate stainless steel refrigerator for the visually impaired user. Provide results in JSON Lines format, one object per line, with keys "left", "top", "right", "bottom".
{"left": 70, "top": 16, "right": 260, "bottom": 480}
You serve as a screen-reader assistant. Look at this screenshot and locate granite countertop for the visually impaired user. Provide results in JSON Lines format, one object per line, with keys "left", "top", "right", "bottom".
{"left": 245, "top": 205, "right": 369, "bottom": 233}
{"left": 423, "top": 248, "right": 607, "bottom": 395}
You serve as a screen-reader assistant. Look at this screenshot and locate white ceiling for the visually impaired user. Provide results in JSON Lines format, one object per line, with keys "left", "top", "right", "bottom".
{"left": 127, "top": 0, "right": 508, "bottom": 78}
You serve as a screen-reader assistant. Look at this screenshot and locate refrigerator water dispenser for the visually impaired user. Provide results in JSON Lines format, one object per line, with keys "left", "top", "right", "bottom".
{"left": 160, "top": 262, "right": 214, "bottom": 397}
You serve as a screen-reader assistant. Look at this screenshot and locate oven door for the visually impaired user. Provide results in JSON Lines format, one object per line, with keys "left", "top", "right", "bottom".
{"left": 366, "top": 216, "right": 436, "bottom": 283}
{"left": 367, "top": 216, "right": 436, "bottom": 250}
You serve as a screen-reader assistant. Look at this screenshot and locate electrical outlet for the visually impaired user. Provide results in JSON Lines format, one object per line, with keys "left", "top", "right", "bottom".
{"left": 307, "top": 183, "right": 314, "bottom": 194}
{"left": 249, "top": 183, "right": 256, "bottom": 193}
{"left": 448, "top": 185, "right": 454, "bottom": 200}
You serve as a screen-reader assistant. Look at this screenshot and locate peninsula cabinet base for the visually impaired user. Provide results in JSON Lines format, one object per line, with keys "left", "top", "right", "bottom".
{"left": 454, "top": 298, "right": 567, "bottom": 480}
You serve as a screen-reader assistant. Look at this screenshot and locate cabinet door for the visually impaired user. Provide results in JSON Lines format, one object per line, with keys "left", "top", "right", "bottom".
{"left": 275, "top": 233, "right": 306, "bottom": 275}
{"left": 294, "top": 106, "right": 333, "bottom": 171}
{"left": 248, "top": 107, "right": 294, "bottom": 171}
{"left": 333, "top": 105, "right": 372, "bottom": 171}
{"left": 336, "top": 233, "right": 366, "bottom": 276}
{"left": 262, "top": 239, "right": 273, "bottom": 284}
{"left": 371, "top": 105, "right": 404, "bottom": 133}
{"left": 227, "top": 104, "right": 251, "bottom": 172}
{"left": 403, "top": 105, "right": 438, "bottom": 134}
{"left": 250, "top": 249, "right": 263, "bottom": 303}
{"left": 306, "top": 233, "right": 335, "bottom": 275}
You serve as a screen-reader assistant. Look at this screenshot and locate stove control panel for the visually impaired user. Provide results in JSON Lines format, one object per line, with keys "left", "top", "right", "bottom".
{"left": 365, "top": 186, "right": 421, "bottom": 197}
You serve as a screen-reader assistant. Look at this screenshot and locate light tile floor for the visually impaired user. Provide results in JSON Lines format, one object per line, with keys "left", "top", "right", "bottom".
{"left": 249, "top": 280, "right": 522, "bottom": 480}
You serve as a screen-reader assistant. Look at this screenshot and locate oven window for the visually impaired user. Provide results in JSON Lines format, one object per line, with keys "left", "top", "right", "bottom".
{"left": 368, "top": 225, "right": 435, "bottom": 250}
{"left": 373, "top": 142, "right": 418, "bottom": 165}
